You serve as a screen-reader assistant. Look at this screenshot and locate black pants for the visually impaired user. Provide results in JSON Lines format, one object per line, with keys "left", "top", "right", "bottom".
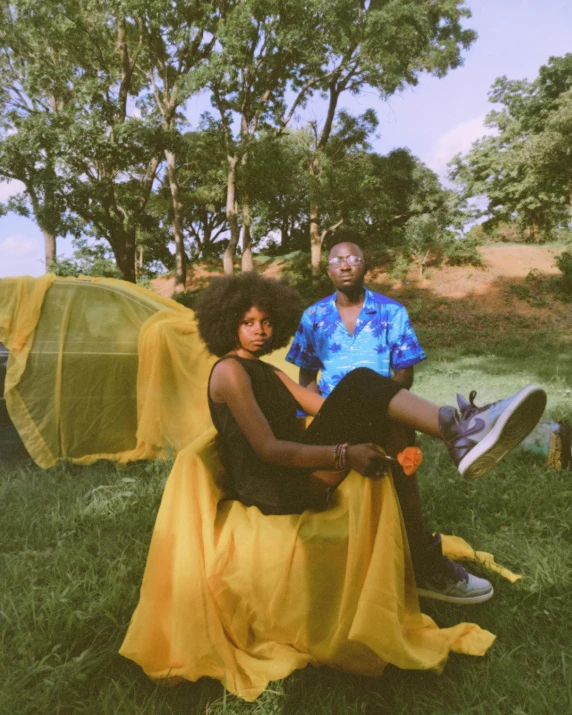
{"left": 260, "top": 368, "right": 402, "bottom": 515}
{"left": 301, "top": 367, "right": 403, "bottom": 447}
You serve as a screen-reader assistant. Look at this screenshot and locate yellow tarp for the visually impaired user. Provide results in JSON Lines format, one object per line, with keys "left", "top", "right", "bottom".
{"left": 1, "top": 275, "right": 515, "bottom": 700}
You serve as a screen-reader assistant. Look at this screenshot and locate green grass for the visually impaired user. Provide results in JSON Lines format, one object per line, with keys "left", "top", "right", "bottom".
{"left": 1, "top": 300, "right": 572, "bottom": 714}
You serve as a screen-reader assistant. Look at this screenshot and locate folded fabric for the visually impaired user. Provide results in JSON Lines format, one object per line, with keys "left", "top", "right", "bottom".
{"left": 441, "top": 534, "right": 522, "bottom": 583}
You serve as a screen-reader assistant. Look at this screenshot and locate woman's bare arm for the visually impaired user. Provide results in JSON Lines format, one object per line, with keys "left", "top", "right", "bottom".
{"left": 273, "top": 368, "right": 325, "bottom": 416}
{"left": 210, "top": 359, "right": 333, "bottom": 468}
{"left": 210, "top": 359, "right": 392, "bottom": 476}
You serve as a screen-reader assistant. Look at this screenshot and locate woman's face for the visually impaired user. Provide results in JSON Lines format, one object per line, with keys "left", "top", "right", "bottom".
{"left": 236, "top": 306, "right": 273, "bottom": 355}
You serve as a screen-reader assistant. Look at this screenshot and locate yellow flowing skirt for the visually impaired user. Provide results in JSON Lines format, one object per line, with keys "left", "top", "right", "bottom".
{"left": 119, "top": 428, "right": 496, "bottom": 701}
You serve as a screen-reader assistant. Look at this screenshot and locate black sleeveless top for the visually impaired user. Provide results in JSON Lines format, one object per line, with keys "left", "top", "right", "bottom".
{"left": 208, "top": 355, "right": 307, "bottom": 512}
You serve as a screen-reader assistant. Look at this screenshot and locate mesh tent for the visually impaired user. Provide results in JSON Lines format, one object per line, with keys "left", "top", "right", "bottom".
{"left": 0, "top": 275, "right": 295, "bottom": 467}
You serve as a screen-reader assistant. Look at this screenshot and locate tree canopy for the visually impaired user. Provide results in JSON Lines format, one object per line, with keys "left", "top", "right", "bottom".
{"left": 0, "top": 0, "right": 476, "bottom": 282}
{"left": 450, "top": 53, "right": 572, "bottom": 241}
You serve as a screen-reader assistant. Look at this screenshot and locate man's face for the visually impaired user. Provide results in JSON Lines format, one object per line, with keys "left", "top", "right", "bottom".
{"left": 327, "top": 242, "right": 366, "bottom": 293}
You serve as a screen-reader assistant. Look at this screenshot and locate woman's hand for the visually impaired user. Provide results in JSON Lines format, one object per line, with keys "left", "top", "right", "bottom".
{"left": 346, "top": 443, "right": 396, "bottom": 478}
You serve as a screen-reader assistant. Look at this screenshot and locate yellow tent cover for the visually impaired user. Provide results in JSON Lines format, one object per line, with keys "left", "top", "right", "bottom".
{"left": 0, "top": 275, "right": 296, "bottom": 467}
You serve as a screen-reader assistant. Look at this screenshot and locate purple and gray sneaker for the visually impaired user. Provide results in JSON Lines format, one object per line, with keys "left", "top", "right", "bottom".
{"left": 439, "top": 385, "right": 547, "bottom": 479}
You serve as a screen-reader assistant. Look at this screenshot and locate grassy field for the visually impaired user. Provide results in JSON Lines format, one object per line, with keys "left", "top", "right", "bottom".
{"left": 1, "top": 294, "right": 572, "bottom": 714}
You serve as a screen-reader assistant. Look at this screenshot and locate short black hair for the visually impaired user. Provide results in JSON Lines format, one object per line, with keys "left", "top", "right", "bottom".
{"left": 195, "top": 272, "right": 303, "bottom": 357}
{"left": 324, "top": 227, "right": 365, "bottom": 254}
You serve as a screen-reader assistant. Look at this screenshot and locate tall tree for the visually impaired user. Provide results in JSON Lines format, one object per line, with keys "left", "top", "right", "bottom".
{"left": 0, "top": 0, "right": 76, "bottom": 266}
{"left": 244, "top": 122, "right": 454, "bottom": 258}
{"left": 0, "top": 0, "right": 165, "bottom": 281}
{"left": 134, "top": 0, "right": 223, "bottom": 291}
{"left": 54, "top": 4, "right": 165, "bottom": 281}
{"left": 207, "top": 0, "right": 323, "bottom": 274}
{"left": 451, "top": 54, "right": 572, "bottom": 239}
{"left": 300, "top": 0, "right": 475, "bottom": 278}
{"left": 0, "top": 117, "right": 68, "bottom": 267}
{"left": 153, "top": 124, "right": 228, "bottom": 260}
{"left": 243, "top": 130, "right": 310, "bottom": 252}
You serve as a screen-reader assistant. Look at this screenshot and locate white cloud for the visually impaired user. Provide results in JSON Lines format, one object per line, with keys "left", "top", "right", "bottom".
{"left": 0, "top": 233, "right": 43, "bottom": 259}
{"left": 426, "top": 115, "right": 495, "bottom": 176}
{"left": 0, "top": 179, "right": 25, "bottom": 202}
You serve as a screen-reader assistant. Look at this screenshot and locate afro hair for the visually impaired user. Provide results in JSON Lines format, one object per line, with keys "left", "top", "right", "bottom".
{"left": 195, "top": 272, "right": 303, "bottom": 357}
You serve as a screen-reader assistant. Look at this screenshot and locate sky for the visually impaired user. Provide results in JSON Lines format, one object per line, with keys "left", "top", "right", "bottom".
{"left": 1, "top": 0, "right": 571, "bottom": 278}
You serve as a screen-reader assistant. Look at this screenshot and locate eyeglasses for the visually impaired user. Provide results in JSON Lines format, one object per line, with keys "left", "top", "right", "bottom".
{"left": 327, "top": 255, "right": 364, "bottom": 268}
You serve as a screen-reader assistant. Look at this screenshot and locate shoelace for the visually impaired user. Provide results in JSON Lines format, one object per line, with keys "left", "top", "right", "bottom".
{"left": 441, "top": 556, "right": 469, "bottom": 584}
{"left": 459, "top": 390, "right": 482, "bottom": 418}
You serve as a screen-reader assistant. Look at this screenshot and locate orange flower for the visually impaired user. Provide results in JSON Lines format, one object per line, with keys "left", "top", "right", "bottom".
{"left": 396, "top": 446, "right": 423, "bottom": 476}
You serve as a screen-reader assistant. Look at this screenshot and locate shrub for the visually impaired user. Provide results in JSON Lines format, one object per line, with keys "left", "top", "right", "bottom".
{"left": 49, "top": 255, "right": 121, "bottom": 279}
{"left": 280, "top": 250, "right": 332, "bottom": 306}
{"left": 444, "top": 237, "right": 484, "bottom": 267}
{"left": 391, "top": 253, "right": 411, "bottom": 280}
{"left": 172, "top": 290, "right": 200, "bottom": 310}
{"left": 507, "top": 283, "right": 530, "bottom": 300}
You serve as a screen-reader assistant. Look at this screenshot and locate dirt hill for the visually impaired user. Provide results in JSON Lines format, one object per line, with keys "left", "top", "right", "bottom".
{"left": 152, "top": 245, "right": 565, "bottom": 310}
{"left": 373, "top": 245, "right": 562, "bottom": 296}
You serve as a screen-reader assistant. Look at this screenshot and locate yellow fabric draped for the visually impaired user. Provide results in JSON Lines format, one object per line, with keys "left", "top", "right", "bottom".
{"left": 1, "top": 276, "right": 517, "bottom": 700}
{"left": 440, "top": 534, "right": 522, "bottom": 584}
{"left": 119, "top": 428, "right": 496, "bottom": 701}
{"left": 0, "top": 275, "right": 296, "bottom": 467}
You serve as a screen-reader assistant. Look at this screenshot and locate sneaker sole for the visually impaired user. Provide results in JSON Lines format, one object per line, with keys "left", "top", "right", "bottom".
{"left": 417, "top": 585, "right": 494, "bottom": 604}
{"left": 458, "top": 385, "right": 547, "bottom": 479}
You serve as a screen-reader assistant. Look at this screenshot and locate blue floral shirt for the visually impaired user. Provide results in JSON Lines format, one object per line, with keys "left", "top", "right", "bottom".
{"left": 285, "top": 289, "right": 426, "bottom": 397}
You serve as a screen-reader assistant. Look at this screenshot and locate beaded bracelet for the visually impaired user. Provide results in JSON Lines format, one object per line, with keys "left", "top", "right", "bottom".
{"left": 339, "top": 442, "right": 348, "bottom": 469}
{"left": 333, "top": 442, "right": 348, "bottom": 471}
{"left": 333, "top": 443, "right": 341, "bottom": 470}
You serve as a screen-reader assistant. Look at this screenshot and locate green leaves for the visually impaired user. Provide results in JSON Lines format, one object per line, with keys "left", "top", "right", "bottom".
{"left": 0, "top": 0, "right": 476, "bottom": 279}
{"left": 451, "top": 53, "right": 572, "bottom": 240}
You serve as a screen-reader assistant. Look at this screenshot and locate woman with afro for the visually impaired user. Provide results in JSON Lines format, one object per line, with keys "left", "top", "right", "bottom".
{"left": 196, "top": 272, "right": 545, "bottom": 555}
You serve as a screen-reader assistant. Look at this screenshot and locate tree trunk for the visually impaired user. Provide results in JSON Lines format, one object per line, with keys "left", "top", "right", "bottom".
{"left": 113, "top": 230, "right": 137, "bottom": 282}
{"left": 307, "top": 81, "right": 343, "bottom": 282}
{"left": 136, "top": 246, "right": 144, "bottom": 280}
{"left": 281, "top": 214, "right": 289, "bottom": 252}
{"left": 241, "top": 204, "right": 253, "bottom": 272}
{"left": 223, "top": 157, "right": 239, "bottom": 275}
{"left": 568, "top": 170, "right": 572, "bottom": 222}
{"left": 309, "top": 200, "right": 322, "bottom": 281}
{"left": 42, "top": 230, "right": 57, "bottom": 270}
{"left": 202, "top": 222, "right": 212, "bottom": 258}
{"left": 165, "top": 149, "right": 187, "bottom": 293}
{"left": 531, "top": 220, "right": 539, "bottom": 243}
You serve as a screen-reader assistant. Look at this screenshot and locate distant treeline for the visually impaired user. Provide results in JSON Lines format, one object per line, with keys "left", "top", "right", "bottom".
{"left": 0, "top": 2, "right": 570, "bottom": 289}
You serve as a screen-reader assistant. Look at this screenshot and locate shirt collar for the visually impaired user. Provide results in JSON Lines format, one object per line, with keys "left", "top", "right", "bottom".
{"left": 323, "top": 288, "right": 376, "bottom": 332}
{"left": 327, "top": 287, "right": 374, "bottom": 314}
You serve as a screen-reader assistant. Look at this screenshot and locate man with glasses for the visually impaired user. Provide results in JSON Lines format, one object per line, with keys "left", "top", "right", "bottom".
{"left": 286, "top": 228, "right": 426, "bottom": 398}
{"left": 286, "top": 227, "right": 494, "bottom": 605}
